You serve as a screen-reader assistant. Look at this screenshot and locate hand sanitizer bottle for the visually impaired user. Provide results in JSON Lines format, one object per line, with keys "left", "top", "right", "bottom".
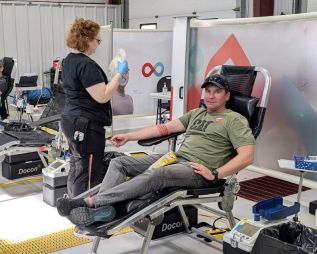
{"left": 162, "top": 83, "right": 168, "bottom": 95}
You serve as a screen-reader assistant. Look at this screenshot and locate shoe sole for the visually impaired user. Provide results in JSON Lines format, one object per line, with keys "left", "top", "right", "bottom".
{"left": 74, "top": 231, "right": 96, "bottom": 240}
{"left": 69, "top": 206, "right": 116, "bottom": 227}
{"left": 56, "top": 198, "right": 71, "bottom": 217}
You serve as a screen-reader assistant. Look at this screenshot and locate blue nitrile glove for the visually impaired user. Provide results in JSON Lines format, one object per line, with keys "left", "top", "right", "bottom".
{"left": 117, "top": 60, "right": 128, "bottom": 77}
{"left": 119, "top": 78, "right": 127, "bottom": 87}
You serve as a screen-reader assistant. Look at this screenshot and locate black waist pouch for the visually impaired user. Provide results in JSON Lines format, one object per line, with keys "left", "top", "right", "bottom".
{"left": 61, "top": 115, "right": 90, "bottom": 156}
{"left": 73, "top": 117, "right": 90, "bottom": 155}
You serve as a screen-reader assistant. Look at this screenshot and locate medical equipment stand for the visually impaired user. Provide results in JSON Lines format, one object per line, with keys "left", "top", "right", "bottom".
{"left": 278, "top": 159, "right": 317, "bottom": 221}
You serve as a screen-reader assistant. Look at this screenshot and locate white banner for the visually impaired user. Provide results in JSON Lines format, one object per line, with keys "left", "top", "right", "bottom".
{"left": 94, "top": 29, "right": 173, "bottom": 116}
{"left": 188, "top": 17, "right": 317, "bottom": 180}
{"left": 112, "top": 30, "right": 172, "bottom": 115}
{"left": 91, "top": 26, "right": 112, "bottom": 77}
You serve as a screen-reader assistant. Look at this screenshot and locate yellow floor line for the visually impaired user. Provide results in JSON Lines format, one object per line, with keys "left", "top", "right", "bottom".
{"left": 0, "top": 176, "right": 43, "bottom": 188}
{"left": 0, "top": 226, "right": 133, "bottom": 254}
{"left": 114, "top": 226, "right": 134, "bottom": 236}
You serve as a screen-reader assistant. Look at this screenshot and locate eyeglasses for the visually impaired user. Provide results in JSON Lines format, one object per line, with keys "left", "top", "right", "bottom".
{"left": 94, "top": 38, "right": 102, "bottom": 45}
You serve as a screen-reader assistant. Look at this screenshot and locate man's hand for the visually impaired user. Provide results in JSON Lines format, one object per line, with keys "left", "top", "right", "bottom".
{"left": 189, "top": 162, "right": 213, "bottom": 181}
{"left": 111, "top": 134, "right": 129, "bottom": 147}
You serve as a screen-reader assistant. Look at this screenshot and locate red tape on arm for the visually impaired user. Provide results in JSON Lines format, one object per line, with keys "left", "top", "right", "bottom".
{"left": 157, "top": 124, "right": 168, "bottom": 136}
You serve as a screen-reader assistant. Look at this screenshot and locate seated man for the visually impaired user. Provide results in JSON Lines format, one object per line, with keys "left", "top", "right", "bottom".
{"left": 0, "top": 58, "right": 9, "bottom": 120}
{"left": 57, "top": 74, "right": 255, "bottom": 227}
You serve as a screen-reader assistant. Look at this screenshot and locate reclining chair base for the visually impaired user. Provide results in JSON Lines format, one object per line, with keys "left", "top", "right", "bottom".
{"left": 85, "top": 177, "right": 238, "bottom": 254}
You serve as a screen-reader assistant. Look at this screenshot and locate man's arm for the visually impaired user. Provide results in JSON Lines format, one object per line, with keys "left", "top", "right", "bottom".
{"left": 191, "top": 144, "right": 254, "bottom": 180}
{"left": 111, "top": 119, "right": 186, "bottom": 147}
{"left": 217, "top": 144, "right": 254, "bottom": 178}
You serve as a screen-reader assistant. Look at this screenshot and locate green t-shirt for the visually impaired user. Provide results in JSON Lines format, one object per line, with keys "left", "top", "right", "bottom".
{"left": 178, "top": 108, "right": 255, "bottom": 170}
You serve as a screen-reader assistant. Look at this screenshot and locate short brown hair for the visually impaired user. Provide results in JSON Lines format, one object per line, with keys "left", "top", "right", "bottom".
{"left": 66, "top": 18, "right": 100, "bottom": 52}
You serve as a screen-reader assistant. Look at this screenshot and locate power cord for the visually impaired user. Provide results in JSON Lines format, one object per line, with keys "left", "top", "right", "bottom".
{"left": 195, "top": 216, "right": 231, "bottom": 242}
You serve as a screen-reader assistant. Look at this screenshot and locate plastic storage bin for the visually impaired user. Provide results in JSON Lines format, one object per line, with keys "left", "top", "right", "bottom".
{"left": 294, "top": 155, "right": 317, "bottom": 171}
{"left": 252, "top": 222, "right": 317, "bottom": 254}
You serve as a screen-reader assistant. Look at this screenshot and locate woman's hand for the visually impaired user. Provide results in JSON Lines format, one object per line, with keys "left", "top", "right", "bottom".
{"left": 119, "top": 72, "right": 129, "bottom": 87}
{"left": 117, "top": 60, "right": 129, "bottom": 77}
{"left": 189, "top": 162, "right": 213, "bottom": 181}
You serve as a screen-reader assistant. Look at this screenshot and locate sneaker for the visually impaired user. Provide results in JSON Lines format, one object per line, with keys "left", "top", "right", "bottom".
{"left": 56, "top": 197, "right": 87, "bottom": 217}
{"left": 74, "top": 226, "right": 96, "bottom": 240}
{"left": 69, "top": 206, "right": 116, "bottom": 227}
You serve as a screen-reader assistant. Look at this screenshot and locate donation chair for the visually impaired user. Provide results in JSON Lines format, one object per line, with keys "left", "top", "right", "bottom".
{"left": 75, "top": 65, "right": 271, "bottom": 254}
{"left": 0, "top": 114, "right": 61, "bottom": 157}
{"left": 0, "top": 62, "right": 64, "bottom": 152}
{"left": 1, "top": 57, "right": 16, "bottom": 118}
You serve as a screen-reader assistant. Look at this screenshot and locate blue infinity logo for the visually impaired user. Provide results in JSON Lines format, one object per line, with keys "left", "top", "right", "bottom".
{"left": 142, "top": 62, "right": 164, "bottom": 77}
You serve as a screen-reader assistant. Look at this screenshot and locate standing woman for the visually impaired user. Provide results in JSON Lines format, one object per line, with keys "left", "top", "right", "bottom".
{"left": 0, "top": 58, "right": 9, "bottom": 120}
{"left": 62, "top": 18, "right": 128, "bottom": 198}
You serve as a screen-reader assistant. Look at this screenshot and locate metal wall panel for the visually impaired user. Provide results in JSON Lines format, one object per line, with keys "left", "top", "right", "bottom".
{"left": 0, "top": 1, "right": 121, "bottom": 86}
{"left": 307, "top": 0, "right": 317, "bottom": 12}
{"left": 129, "top": 0, "right": 236, "bottom": 29}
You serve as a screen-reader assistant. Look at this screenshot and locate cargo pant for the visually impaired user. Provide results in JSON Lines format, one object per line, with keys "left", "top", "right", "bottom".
{"left": 61, "top": 115, "right": 105, "bottom": 198}
{"left": 93, "top": 154, "right": 213, "bottom": 207}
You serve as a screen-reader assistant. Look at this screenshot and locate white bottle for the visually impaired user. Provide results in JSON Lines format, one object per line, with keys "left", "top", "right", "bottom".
{"left": 109, "top": 48, "right": 127, "bottom": 78}
{"left": 162, "top": 83, "right": 168, "bottom": 95}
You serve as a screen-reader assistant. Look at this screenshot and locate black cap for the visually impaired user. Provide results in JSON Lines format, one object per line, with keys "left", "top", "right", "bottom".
{"left": 201, "top": 74, "right": 229, "bottom": 91}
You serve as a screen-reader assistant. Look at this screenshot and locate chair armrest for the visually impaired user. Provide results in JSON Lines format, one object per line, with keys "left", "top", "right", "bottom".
{"left": 186, "top": 179, "right": 226, "bottom": 195}
{"left": 30, "top": 114, "right": 61, "bottom": 127}
{"left": 137, "top": 131, "right": 185, "bottom": 147}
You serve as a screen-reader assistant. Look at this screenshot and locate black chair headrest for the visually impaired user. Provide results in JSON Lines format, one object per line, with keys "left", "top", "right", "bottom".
{"left": 221, "top": 65, "right": 257, "bottom": 97}
{"left": 200, "top": 93, "right": 259, "bottom": 122}
{"left": 226, "top": 93, "right": 259, "bottom": 120}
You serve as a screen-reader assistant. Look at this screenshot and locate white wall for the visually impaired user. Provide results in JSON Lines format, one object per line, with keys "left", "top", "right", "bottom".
{"left": 129, "top": 0, "right": 237, "bottom": 29}
{"left": 307, "top": 0, "right": 317, "bottom": 12}
{"left": 274, "top": 0, "right": 293, "bottom": 15}
{"left": 0, "top": 1, "right": 121, "bottom": 87}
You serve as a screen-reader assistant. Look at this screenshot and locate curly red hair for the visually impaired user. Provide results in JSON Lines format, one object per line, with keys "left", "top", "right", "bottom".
{"left": 66, "top": 18, "right": 100, "bottom": 52}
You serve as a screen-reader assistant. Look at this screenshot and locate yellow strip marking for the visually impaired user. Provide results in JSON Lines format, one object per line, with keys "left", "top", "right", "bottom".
{"left": 0, "top": 176, "right": 43, "bottom": 188}
{"left": 0, "top": 226, "right": 134, "bottom": 254}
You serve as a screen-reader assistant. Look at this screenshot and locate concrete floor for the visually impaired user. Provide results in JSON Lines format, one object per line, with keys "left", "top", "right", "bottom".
{"left": 0, "top": 112, "right": 316, "bottom": 254}
{"left": 52, "top": 232, "right": 224, "bottom": 254}
{"left": 0, "top": 164, "right": 315, "bottom": 254}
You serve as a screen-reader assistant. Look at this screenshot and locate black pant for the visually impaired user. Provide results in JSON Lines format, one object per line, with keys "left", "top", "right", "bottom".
{"left": 0, "top": 96, "right": 8, "bottom": 119}
{"left": 61, "top": 115, "right": 106, "bottom": 198}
